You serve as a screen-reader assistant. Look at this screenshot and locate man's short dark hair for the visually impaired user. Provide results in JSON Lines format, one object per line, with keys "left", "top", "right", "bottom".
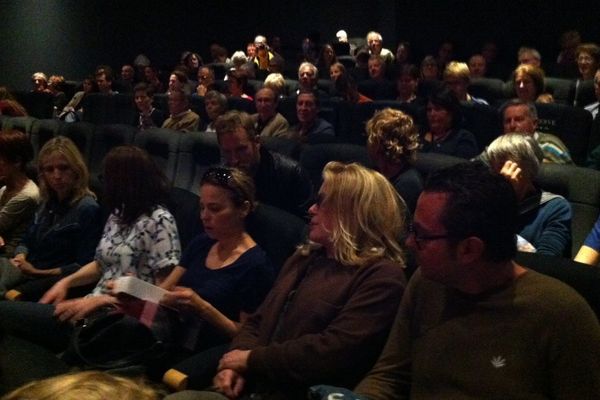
{"left": 214, "top": 110, "right": 257, "bottom": 141}
{"left": 500, "top": 98, "right": 538, "bottom": 120}
{"left": 297, "top": 89, "right": 319, "bottom": 108}
{"left": 133, "top": 82, "right": 154, "bottom": 97}
{"left": 424, "top": 162, "right": 518, "bottom": 262}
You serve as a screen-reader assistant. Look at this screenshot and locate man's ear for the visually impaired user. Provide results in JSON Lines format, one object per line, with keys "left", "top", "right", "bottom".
{"left": 457, "top": 236, "right": 485, "bottom": 265}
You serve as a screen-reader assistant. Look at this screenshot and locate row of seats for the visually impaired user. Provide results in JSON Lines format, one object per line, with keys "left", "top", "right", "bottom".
{"left": 2, "top": 114, "right": 600, "bottom": 259}
{"left": 78, "top": 92, "right": 598, "bottom": 166}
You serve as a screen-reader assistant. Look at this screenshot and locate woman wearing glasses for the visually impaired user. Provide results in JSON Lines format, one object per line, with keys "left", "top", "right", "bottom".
{"left": 172, "top": 162, "right": 407, "bottom": 400}
{"left": 0, "top": 136, "right": 101, "bottom": 299}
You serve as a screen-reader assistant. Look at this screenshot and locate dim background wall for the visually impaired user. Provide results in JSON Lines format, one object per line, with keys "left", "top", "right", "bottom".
{"left": 1, "top": 0, "right": 598, "bottom": 90}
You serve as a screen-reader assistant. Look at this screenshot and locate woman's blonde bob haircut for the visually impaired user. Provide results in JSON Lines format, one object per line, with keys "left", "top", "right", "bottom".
{"left": 37, "top": 136, "right": 95, "bottom": 204}
{"left": 1, "top": 371, "right": 160, "bottom": 400}
{"left": 301, "top": 161, "right": 406, "bottom": 267}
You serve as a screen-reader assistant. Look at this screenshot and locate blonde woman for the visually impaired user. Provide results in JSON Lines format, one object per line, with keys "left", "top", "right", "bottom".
{"left": 0, "top": 137, "right": 101, "bottom": 298}
{"left": 179, "top": 162, "right": 407, "bottom": 400}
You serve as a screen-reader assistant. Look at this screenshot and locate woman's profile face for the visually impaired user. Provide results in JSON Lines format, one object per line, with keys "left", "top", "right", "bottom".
{"left": 199, "top": 183, "right": 245, "bottom": 240}
{"left": 308, "top": 186, "right": 335, "bottom": 252}
{"left": 40, "top": 152, "right": 77, "bottom": 201}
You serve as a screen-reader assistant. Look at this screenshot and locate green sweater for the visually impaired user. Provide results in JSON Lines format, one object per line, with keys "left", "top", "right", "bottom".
{"left": 355, "top": 268, "right": 600, "bottom": 400}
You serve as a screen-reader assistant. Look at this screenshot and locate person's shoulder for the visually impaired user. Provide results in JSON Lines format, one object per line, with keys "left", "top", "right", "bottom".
{"left": 76, "top": 194, "right": 100, "bottom": 209}
{"left": 518, "top": 269, "right": 594, "bottom": 314}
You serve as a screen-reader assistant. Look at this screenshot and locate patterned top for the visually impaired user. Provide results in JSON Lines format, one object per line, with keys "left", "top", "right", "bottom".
{"left": 92, "top": 205, "right": 181, "bottom": 295}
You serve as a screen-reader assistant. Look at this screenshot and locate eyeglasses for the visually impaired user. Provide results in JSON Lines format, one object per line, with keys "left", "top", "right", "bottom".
{"left": 408, "top": 224, "right": 452, "bottom": 249}
{"left": 202, "top": 167, "right": 233, "bottom": 185}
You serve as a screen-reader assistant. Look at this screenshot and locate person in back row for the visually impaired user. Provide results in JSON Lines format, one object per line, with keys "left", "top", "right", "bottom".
{"left": 314, "top": 162, "right": 600, "bottom": 400}
{"left": 162, "top": 89, "right": 201, "bottom": 132}
{"left": 287, "top": 90, "right": 335, "bottom": 143}
{"left": 214, "top": 111, "right": 313, "bottom": 218}
{"left": 252, "top": 87, "right": 289, "bottom": 137}
{"left": 500, "top": 99, "right": 572, "bottom": 164}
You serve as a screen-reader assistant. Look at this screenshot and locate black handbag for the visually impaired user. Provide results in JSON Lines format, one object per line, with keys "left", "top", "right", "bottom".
{"left": 63, "top": 308, "right": 169, "bottom": 370}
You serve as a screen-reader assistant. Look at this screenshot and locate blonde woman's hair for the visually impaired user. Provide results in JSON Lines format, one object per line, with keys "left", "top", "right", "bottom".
{"left": 37, "top": 136, "right": 95, "bottom": 204}
{"left": 366, "top": 108, "right": 420, "bottom": 165}
{"left": 300, "top": 161, "right": 405, "bottom": 267}
{"left": 443, "top": 61, "right": 471, "bottom": 82}
{"left": 1, "top": 371, "right": 160, "bottom": 400}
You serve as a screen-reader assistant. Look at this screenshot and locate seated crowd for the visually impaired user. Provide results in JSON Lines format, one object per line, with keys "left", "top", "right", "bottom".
{"left": 1, "top": 29, "right": 600, "bottom": 400}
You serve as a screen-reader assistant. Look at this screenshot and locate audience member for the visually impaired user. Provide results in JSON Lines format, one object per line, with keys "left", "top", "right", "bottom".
{"left": 346, "top": 162, "right": 600, "bottom": 400}
{"left": 512, "top": 63, "right": 546, "bottom": 103}
{"left": 204, "top": 90, "right": 228, "bottom": 133}
{"left": 0, "top": 145, "right": 181, "bottom": 353}
{"left": 436, "top": 40, "right": 454, "bottom": 69}
{"left": 31, "top": 72, "right": 49, "bottom": 93}
{"left": 214, "top": 110, "right": 313, "bottom": 217}
{"left": 517, "top": 46, "right": 542, "bottom": 68}
{"left": 366, "top": 31, "right": 394, "bottom": 64}
{"left": 196, "top": 66, "right": 216, "bottom": 97}
{"left": 395, "top": 64, "right": 422, "bottom": 105}
{"left": 144, "top": 65, "right": 165, "bottom": 94}
{"left": 252, "top": 87, "right": 289, "bottom": 137}
{"left": 288, "top": 90, "right": 335, "bottom": 143}
{"left": 420, "top": 55, "right": 440, "bottom": 81}
{"left": 317, "top": 44, "right": 337, "bottom": 79}
{"left": 367, "top": 55, "right": 387, "bottom": 81}
{"left": 366, "top": 108, "right": 422, "bottom": 214}
{"left": 168, "top": 70, "right": 189, "bottom": 95}
{"left": 226, "top": 70, "right": 252, "bottom": 101}
{"left": 334, "top": 74, "right": 371, "bottom": 104}
{"left": 443, "top": 61, "right": 488, "bottom": 104}
{"left": 263, "top": 73, "right": 285, "bottom": 98}
{"left": 47, "top": 75, "right": 68, "bottom": 111}
{"left": 584, "top": 68, "right": 600, "bottom": 118}
{"left": 576, "top": 43, "right": 600, "bottom": 81}
{"left": 95, "top": 70, "right": 114, "bottom": 95}
{"left": 1, "top": 371, "right": 161, "bottom": 400}
{"left": 467, "top": 54, "right": 487, "bottom": 78}
{"left": 116, "top": 64, "right": 135, "bottom": 93}
{"left": 173, "top": 161, "right": 406, "bottom": 400}
{"left": 394, "top": 41, "right": 412, "bottom": 67}
{"left": 162, "top": 90, "right": 201, "bottom": 132}
{"left": 0, "top": 130, "right": 39, "bottom": 257}
{"left": 500, "top": 99, "right": 573, "bottom": 164}
{"left": 486, "top": 133, "right": 572, "bottom": 256}
{"left": 183, "top": 52, "right": 203, "bottom": 81}
{"left": 133, "top": 83, "right": 166, "bottom": 130}
{"left": 0, "top": 137, "right": 102, "bottom": 299}
{"left": 420, "top": 87, "right": 479, "bottom": 159}
{"left": 575, "top": 215, "right": 600, "bottom": 266}
{"left": 554, "top": 30, "right": 581, "bottom": 78}
{"left": 297, "top": 62, "right": 328, "bottom": 97}
{"left": 157, "top": 167, "right": 274, "bottom": 385}
{"left": 329, "top": 62, "right": 346, "bottom": 81}
{"left": 59, "top": 76, "right": 95, "bottom": 120}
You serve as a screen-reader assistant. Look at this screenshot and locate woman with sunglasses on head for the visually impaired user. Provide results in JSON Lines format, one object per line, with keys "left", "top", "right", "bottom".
{"left": 0, "top": 136, "right": 101, "bottom": 299}
{"left": 167, "top": 162, "right": 407, "bottom": 400}
{"left": 156, "top": 167, "right": 273, "bottom": 386}
{"left": 0, "top": 145, "right": 180, "bottom": 353}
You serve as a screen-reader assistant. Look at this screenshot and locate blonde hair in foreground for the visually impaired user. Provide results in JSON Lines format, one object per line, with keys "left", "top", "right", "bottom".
{"left": 1, "top": 371, "right": 160, "bottom": 400}
{"left": 302, "top": 161, "right": 405, "bottom": 267}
